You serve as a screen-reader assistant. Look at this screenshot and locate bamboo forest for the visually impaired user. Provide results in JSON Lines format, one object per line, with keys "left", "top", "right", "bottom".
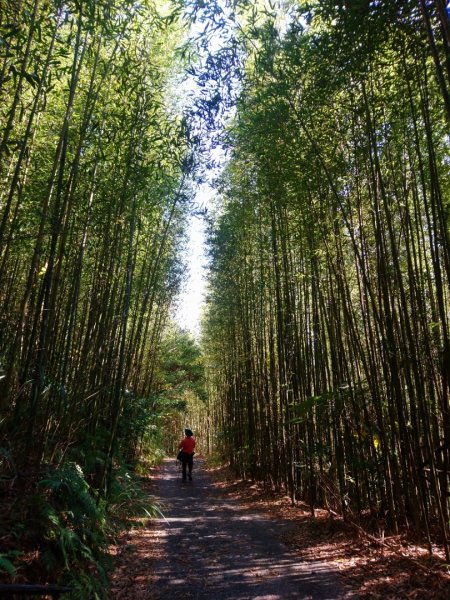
{"left": 1, "top": 1, "right": 450, "bottom": 598}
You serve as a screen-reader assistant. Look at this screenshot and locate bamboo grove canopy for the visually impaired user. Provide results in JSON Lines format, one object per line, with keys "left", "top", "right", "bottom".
{"left": 200, "top": 0, "right": 450, "bottom": 561}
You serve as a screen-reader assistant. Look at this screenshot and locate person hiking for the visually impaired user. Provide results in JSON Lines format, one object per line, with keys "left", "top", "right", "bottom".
{"left": 178, "top": 428, "right": 196, "bottom": 481}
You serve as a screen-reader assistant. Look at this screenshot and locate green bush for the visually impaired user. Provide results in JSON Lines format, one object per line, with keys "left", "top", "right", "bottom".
{"left": 38, "top": 463, "right": 110, "bottom": 594}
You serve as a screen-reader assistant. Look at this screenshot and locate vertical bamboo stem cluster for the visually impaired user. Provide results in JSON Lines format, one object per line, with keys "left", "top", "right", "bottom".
{"left": 0, "top": 0, "right": 189, "bottom": 468}
{"left": 203, "top": 0, "right": 450, "bottom": 552}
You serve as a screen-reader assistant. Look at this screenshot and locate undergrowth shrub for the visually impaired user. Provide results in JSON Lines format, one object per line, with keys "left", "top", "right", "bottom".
{"left": 0, "top": 551, "right": 21, "bottom": 577}
{"left": 13, "top": 463, "right": 109, "bottom": 599}
{"left": 38, "top": 463, "right": 109, "bottom": 581}
{"left": 1, "top": 455, "right": 161, "bottom": 599}
{"left": 107, "top": 461, "right": 160, "bottom": 527}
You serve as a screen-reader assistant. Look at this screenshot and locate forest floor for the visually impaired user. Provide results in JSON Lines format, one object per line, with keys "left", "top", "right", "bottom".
{"left": 110, "top": 458, "right": 450, "bottom": 600}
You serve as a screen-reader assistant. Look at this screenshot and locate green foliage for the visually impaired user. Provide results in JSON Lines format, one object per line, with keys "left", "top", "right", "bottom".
{"left": 107, "top": 464, "right": 160, "bottom": 525}
{"left": 156, "top": 326, "right": 205, "bottom": 398}
{"left": 0, "top": 552, "right": 21, "bottom": 577}
{"left": 39, "top": 463, "right": 102, "bottom": 528}
{"left": 64, "top": 569, "right": 109, "bottom": 600}
{"left": 201, "top": 0, "right": 450, "bottom": 553}
{"left": 0, "top": 0, "right": 191, "bottom": 467}
{"left": 1, "top": 455, "right": 162, "bottom": 596}
{"left": 288, "top": 394, "right": 330, "bottom": 424}
{"left": 0, "top": 0, "right": 193, "bottom": 586}
{"left": 289, "top": 383, "right": 370, "bottom": 423}
{"left": 38, "top": 463, "right": 109, "bottom": 585}
{"left": 149, "top": 324, "right": 207, "bottom": 453}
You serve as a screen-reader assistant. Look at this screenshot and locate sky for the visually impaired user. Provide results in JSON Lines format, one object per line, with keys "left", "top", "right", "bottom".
{"left": 171, "top": 1, "right": 232, "bottom": 339}
{"left": 173, "top": 184, "right": 213, "bottom": 338}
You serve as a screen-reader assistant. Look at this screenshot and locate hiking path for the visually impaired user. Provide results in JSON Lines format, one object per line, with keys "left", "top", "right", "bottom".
{"left": 111, "top": 457, "right": 349, "bottom": 600}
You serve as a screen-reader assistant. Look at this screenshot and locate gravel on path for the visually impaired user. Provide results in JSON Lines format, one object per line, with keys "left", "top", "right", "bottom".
{"left": 147, "top": 457, "right": 347, "bottom": 600}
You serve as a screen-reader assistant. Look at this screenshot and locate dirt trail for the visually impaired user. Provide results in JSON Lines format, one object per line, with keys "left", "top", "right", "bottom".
{"left": 140, "top": 457, "right": 347, "bottom": 600}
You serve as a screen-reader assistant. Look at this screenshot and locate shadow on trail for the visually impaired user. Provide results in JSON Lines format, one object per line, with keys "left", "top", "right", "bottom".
{"left": 148, "top": 458, "right": 345, "bottom": 600}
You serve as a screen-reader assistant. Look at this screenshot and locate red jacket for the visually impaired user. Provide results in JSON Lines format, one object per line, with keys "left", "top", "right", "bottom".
{"left": 179, "top": 436, "right": 196, "bottom": 454}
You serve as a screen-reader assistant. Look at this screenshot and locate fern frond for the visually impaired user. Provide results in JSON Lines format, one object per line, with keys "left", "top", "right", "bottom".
{"left": 0, "top": 555, "right": 16, "bottom": 577}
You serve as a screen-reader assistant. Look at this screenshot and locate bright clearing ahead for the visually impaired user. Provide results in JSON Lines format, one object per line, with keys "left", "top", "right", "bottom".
{"left": 173, "top": 184, "right": 212, "bottom": 338}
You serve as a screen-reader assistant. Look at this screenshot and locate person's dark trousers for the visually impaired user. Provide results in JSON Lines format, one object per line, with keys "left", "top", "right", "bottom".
{"left": 182, "top": 453, "right": 193, "bottom": 480}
